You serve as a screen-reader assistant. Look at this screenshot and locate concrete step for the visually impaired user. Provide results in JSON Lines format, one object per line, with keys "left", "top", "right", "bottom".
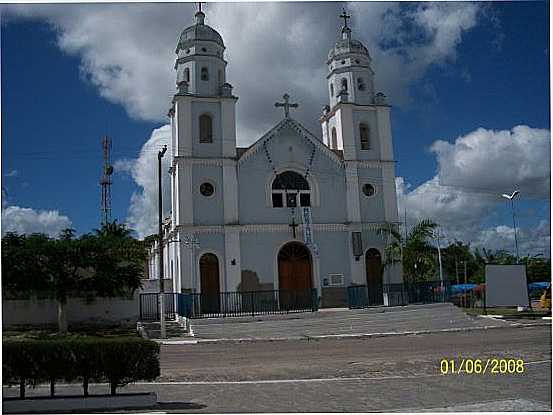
{"left": 139, "top": 320, "right": 190, "bottom": 339}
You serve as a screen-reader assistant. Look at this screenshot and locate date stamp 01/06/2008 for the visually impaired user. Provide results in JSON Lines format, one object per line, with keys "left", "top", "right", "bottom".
{"left": 440, "top": 358, "right": 526, "bottom": 375}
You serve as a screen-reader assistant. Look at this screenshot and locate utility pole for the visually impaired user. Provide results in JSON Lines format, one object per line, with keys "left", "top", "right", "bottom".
{"left": 436, "top": 227, "right": 444, "bottom": 289}
{"left": 510, "top": 197, "right": 519, "bottom": 261}
{"left": 158, "top": 145, "right": 168, "bottom": 339}
{"left": 455, "top": 258, "right": 459, "bottom": 285}
{"left": 501, "top": 190, "right": 520, "bottom": 262}
{"left": 403, "top": 207, "right": 408, "bottom": 242}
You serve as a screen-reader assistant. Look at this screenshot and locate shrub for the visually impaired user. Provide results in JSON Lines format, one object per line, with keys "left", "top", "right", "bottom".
{"left": 2, "top": 337, "right": 160, "bottom": 398}
{"left": 99, "top": 337, "right": 160, "bottom": 395}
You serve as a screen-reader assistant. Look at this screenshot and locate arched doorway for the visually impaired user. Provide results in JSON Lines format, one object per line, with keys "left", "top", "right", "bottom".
{"left": 365, "top": 248, "right": 383, "bottom": 305}
{"left": 200, "top": 253, "right": 220, "bottom": 314}
{"left": 278, "top": 242, "right": 313, "bottom": 308}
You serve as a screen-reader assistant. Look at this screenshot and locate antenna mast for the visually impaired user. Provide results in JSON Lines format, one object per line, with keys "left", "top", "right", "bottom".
{"left": 100, "top": 136, "right": 114, "bottom": 226}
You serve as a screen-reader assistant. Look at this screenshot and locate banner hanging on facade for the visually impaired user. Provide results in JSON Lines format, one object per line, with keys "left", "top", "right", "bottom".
{"left": 301, "top": 207, "right": 319, "bottom": 256}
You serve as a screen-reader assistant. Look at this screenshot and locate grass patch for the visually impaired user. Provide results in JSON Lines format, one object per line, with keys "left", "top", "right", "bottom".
{"left": 3, "top": 325, "right": 138, "bottom": 340}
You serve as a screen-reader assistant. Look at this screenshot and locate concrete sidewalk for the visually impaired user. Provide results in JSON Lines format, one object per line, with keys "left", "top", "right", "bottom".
{"left": 155, "top": 303, "right": 548, "bottom": 344}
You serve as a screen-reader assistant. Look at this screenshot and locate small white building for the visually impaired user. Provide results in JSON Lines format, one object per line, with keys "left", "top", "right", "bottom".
{"left": 150, "top": 8, "right": 403, "bottom": 309}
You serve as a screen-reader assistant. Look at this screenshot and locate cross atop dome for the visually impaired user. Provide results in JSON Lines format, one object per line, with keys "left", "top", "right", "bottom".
{"left": 195, "top": 1, "right": 205, "bottom": 24}
{"left": 339, "top": 8, "right": 351, "bottom": 28}
{"left": 340, "top": 8, "right": 352, "bottom": 40}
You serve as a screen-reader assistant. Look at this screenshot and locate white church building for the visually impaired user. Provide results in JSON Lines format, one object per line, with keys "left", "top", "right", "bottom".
{"left": 149, "top": 7, "right": 403, "bottom": 309}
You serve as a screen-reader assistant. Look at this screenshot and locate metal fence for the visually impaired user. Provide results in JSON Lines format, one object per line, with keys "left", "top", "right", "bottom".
{"left": 347, "top": 281, "right": 453, "bottom": 309}
{"left": 140, "top": 289, "right": 318, "bottom": 321}
{"left": 139, "top": 293, "right": 176, "bottom": 321}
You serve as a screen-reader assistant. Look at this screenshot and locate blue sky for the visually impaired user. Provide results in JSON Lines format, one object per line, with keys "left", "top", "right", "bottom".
{"left": 1, "top": 2, "right": 550, "bottom": 256}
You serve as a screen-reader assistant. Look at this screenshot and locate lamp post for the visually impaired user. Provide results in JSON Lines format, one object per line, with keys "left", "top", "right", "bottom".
{"left": 501, "top": 190, "right": 520, "bottom": 261}
{"left": 158, "top": 144, "right": 167, "bottom": 339}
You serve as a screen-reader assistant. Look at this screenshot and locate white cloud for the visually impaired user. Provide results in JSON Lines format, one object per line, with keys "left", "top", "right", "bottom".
{"left": 122, "top": 125, "right": 171, "bottom": 238}
{"left": 2, "top": 205, "right": 72, "bottom": 237}
{"left": 397, "top": 125, "right": 551, "bottom": 255}
{"left": 474, "top": 221, "right": 550, "bottom": 257}
{"left": 431, "top": 125, "right": 550, "bottom": 198}
{"left": 3, "top": 2, "right": 484, "bottom": 142}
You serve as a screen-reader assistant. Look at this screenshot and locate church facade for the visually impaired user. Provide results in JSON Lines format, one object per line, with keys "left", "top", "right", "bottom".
{"left": 152, "top": 8, "right": 403, "bottom": 308}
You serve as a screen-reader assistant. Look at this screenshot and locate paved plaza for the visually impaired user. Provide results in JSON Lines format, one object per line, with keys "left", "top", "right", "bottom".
{"left": 181, "top": 303, "right": 511, "bottom": 341}
{"left": 4, "top": 325, "right": 551, "bottom": 413}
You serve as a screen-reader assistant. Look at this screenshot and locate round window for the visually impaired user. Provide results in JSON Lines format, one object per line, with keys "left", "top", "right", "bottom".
{"left": 200, "top": 182, "right": 215, "bottom": 197}
{"left": 202, "top": 47, "right": 207, "bottom": 52}
{"left": 362, "top": 184, "right": 376, "bottom": 197}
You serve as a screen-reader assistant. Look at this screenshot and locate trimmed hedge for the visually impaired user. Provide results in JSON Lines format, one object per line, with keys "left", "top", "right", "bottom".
{"left": 3, "top": 337, "right": 160, "bottom": 398}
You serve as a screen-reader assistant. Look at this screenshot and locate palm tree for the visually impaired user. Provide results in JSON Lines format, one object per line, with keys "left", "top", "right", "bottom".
{"left": 379, "top": 219, "right": 438, "bottom": 283}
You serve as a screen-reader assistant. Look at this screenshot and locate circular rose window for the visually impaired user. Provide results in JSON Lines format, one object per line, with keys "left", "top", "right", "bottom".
{"left": 362, "top": 183, "right": 375, "bottom": 197}
{"left": 200, "top": 182, "right": 215, "bottom": 197}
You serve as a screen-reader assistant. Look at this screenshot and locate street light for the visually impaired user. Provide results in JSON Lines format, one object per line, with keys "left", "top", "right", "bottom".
{"left": 501, "top": 190, "right": 520, "bottom": 261}
{"left": 158, "top": 144, "right": 167, "bottom": 339}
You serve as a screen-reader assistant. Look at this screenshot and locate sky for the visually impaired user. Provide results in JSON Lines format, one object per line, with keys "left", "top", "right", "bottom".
{"left": 1, "top": 1, "right": 550, "bottom": 257}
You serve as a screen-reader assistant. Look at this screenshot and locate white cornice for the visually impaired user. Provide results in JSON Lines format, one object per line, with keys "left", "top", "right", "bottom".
{"left": 344, "top": 160, "right": 396, "bottom": 168}
{"left": 174, "top": 222, "right": 398, "bottom": 234}
{"left": 172, "top": 157, "right": 237, "bottom": 167}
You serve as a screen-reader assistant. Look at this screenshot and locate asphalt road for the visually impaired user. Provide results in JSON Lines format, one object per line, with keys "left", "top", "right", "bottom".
{"left": 4, "top": 325, "right": 551, "bottom": 412}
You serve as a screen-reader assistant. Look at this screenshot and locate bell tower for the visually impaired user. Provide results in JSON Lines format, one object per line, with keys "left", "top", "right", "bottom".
{"left": 320, "top": 9, "right": 400, "bottom": 290}
{"left": 168, "top": 5, "right": 241, "bottom": 293}
{"left": 326, "top": 9, "right": 375, "bottom": 109}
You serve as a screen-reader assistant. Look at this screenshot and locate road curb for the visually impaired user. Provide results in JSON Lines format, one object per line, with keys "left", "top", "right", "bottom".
{"left": 156, "top": 320, "right": 551, "bottom": 345}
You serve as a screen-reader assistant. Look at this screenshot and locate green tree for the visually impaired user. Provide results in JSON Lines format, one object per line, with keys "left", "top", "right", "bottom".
{"left": 380, "top": 219, "right": 438, "bottom": 283}
{"left": 2, "top": 221, "right": 146, "bottom": 335}
{"left": 442, "top": 241, "right": 481, "bottom": 284}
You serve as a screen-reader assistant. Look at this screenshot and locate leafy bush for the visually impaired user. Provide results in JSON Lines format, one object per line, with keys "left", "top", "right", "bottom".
{"left": 3, "top": 337, "right": 160, "bottom": 398}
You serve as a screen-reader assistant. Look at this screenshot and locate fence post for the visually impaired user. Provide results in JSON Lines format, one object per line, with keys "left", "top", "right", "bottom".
{"left": 251, "top": 291, "right": 255, "bottom": 317}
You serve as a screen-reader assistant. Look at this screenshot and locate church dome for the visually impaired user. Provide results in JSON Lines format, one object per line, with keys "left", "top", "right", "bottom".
{"left": 176, "top": 11, "right": 224, "bottom": 51}
{"left": 327, "top": 38, "right": 369, "bottom": 61}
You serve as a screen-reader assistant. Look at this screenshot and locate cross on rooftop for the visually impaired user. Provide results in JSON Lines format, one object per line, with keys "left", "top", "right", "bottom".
{"left": 275, "top": 94, "right": 299, "bottom": 118}
{"left": 340, "top": 8, "right": 351, "bottom": 28}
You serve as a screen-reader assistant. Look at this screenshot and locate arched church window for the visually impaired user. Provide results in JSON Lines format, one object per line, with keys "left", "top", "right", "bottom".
{"left": 201, "top": 67, "right": 209, "bottom": 81}
{"left": 330, "top": 83, "right": 334, "bottom": 97}
{"left": 218, "top": 70, "right": 223, "bottom": 86}
{"left": 357, "top": 77, "right": 365, "bottom": 91}
{"left": 359, "top": 123, "right": 370, "bottom": 150}
{"left": 272, "top": 171, "right": 311, "bottom": 208}
{"left": 331, "top": 127, "right": 338, "bottom": 150}
{"left": 199, "top": 114, "right": 213, "bottom": 143}
{"left": 341, "top": 78, "right": 348, "bottom": 92}
{"left": 184, "top": 68, "right": 190, "bottom": 83}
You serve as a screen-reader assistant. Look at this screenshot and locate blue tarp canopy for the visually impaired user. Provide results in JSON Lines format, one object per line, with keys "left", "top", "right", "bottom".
{"left": 450, "top": 284, "right": 478, "bottom": 293}
{"left": 528, "top": 282, "right": 551, "bottom": 291}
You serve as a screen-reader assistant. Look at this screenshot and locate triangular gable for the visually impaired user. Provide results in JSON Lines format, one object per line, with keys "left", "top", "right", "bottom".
{"left": 237, "top": 117, "right": 344, "bottom": 167}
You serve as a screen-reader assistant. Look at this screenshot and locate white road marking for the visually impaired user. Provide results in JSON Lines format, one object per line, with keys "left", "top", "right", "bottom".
{"left": 5, "top": 360, "right": 549, "bottom": 390}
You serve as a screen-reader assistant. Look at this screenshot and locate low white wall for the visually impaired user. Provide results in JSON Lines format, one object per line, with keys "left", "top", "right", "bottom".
{"left": 3, "top": 295, "right": 140, "bottom": 328}
{"left": 139, "top": 278, "right": 173, "bottom": 293}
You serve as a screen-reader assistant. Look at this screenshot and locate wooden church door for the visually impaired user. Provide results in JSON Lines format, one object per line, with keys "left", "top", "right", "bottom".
{"left": 365, "top": 248, "right": 383, "bottom": 305}
{"left": 200, "top": 253, "right": 220, "bottom": 314}
{"left": 278, "top": 242, "right": 313, "bottom": 308}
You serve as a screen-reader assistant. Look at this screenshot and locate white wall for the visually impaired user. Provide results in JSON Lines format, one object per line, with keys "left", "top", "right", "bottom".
{"left": 3, "top": 295, "right": 141, "bottom": 328}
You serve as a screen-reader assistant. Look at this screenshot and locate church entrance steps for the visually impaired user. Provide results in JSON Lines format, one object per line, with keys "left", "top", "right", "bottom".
{"left": 138, "top": 320, "right": 191, "bottom": 340}
{"left": 185, "top": 303, "right": 516, "bottom": 342}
